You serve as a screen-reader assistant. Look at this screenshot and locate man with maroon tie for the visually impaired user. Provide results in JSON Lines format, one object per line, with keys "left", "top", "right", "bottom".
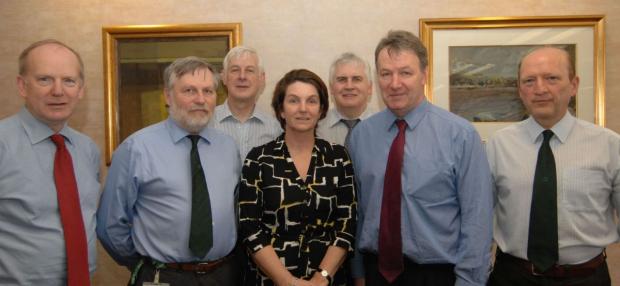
{"left": 347, "top": 30, "right": 493, "bottom": 286}
{"left": 0, "top": 39, "right": 100, "bottom": 285}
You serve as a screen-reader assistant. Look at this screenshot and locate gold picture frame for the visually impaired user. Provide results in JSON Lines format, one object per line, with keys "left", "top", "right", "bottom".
{"left": 103, "top": 23, "right": 242, "bottom": 164}
{"left": 419, "top": 15, "right": 605, "bottom": 141}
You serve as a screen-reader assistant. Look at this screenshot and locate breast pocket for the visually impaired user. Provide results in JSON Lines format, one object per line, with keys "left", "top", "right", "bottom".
{"left": 562, "top": 168, "right": 611, "bottom": 212}
{"left": 408, "top": 161, "right": 456, "bottom": 204}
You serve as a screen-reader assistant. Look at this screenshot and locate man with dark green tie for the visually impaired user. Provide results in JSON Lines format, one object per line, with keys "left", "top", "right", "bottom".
{"left": 97, "top": 56, "right": 241, "bottom": 285}
{"left": 487, "top": 46, "right": 620, "bottom": 286}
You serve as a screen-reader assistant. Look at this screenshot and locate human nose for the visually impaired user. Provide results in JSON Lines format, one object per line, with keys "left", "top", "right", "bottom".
{"left": 389, "top": 74, "right": 402, "bottom": 89}
{"left": 193, "top": 92, "right": 208, "bottom": 104}
{"left": 344, "top": 79, "right": 354, "bottom": 89}
{"left": 532, "top": 78, "right": 548, "bottom": 94}
{"left": 238, "top": 70, "right": 247, "bottom": 80}
{"left": 51, "top": 80, "right": 63, "bottom": 96}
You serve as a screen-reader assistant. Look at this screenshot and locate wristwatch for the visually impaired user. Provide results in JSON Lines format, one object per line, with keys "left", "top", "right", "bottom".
{"left": 317, "top": 268, "right": 332, "bottom": 284}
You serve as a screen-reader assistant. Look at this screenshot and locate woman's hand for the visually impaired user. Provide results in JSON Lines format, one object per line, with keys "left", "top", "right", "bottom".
{"left": 283, "top": 277, "right": 316, "bottom": 286}
{"left": 307, "top": 272, "right": 329, "bottom": 286}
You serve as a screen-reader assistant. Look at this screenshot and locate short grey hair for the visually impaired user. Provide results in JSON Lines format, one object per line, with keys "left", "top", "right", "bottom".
{"left": 374, "top": 30, "right": 428, "bottom": 71}
{"left": 163, "top": 56, "right": 220, "bottom": 91}
{"left": 222, "top": 45, "right": 264, "bottom": 73}
{"left": 328, "top": 52, "right": 372, "bottom": 86}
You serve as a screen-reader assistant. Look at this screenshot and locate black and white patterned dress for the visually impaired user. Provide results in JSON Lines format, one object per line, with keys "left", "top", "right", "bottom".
{"left": 238, "top": 134, "right": 357, "bottom": 286}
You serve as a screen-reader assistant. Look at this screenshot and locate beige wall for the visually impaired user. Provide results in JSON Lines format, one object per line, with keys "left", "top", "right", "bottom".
{"left": 1, "top": 0, "right": 619, "bottom": 285}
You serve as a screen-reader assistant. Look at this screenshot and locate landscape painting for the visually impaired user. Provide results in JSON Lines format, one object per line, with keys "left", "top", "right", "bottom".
{"left": 449, "top": 44, "right": 576, "bottom": 122}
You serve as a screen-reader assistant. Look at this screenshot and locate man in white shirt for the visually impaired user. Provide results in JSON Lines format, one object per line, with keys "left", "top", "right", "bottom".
{"left": 486, "top": 46, "right": 620, "bottom": 286}
{"left": 208, "top": 46, "right": 281, "bottom": 161}
{"left": 317, "top": 52, "right": 375, "bottom": 145}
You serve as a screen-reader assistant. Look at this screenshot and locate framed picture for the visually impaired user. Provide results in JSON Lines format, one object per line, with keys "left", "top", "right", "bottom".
{"left": 419, "top": 16, "right": 605, "bottom": 141}
{"left": 103, "top": 23, "right": 242, "bottom": 164}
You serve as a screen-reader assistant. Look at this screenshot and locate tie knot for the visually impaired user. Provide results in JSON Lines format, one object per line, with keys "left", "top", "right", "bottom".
{"left": 395, "top": 120, "right": 407, "bottom": 132}
{"left": 50, "top": 134, "right": 65, "bottom": 148}
{"left": 542, "top": 130, "right": 554, "bottom": 143}
{"left": 188, "top": 135, "right": 200, "bottom": 147}
{"left": 341, "top": 118, "right": 360, "bottom": 130}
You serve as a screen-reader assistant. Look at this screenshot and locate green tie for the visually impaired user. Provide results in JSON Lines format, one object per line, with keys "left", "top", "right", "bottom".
{"left": 188, "top": 135, "right": 213, "bottom": 257}
{"left": 527, "top": 130, "right": 558, "bottom": 272}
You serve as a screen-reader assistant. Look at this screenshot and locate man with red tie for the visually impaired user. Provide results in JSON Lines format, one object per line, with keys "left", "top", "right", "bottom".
{"left": 0, "top": 39, "right": 100, "bottom": 285}
{"left": 347, "top": 30, "right": 493, "bottom": 286}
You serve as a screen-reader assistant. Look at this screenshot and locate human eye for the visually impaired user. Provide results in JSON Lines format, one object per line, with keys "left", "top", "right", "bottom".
{"left": 286, "top": 96, "right": 299, "bottom": 104}
{"left": 308, "top": 97, "right": 320, "bottom": 105}
{"left": 35, "top": 76, "right": 53, "bottom": 86}
{"left": 400, "top": 70, "right": 413, "bottom": 77}
{"left": 546, "top": 75, "right": 560, "bottom": 83}
{"left": 336, "top": 76, "right": 347, "bottom": 83}
{"left": 62, "top": 77, "right": 78, "bottom": 87}
{"left": 379, "top": 71, "right": 391, "bottom": 78}
{"left": 246, "top": 67, "right": 256, "bottom": 74}
{"left": 182, "top": 87, "right": 197, "bottom": 96}
{"left": 352, "top": 76, "right": 364, "bottom": 82}
{"left": 203, "top": 88, "right": 215, "bottom": 95}
{"left": 521, "top": 78, "right": 535, "bottom": 86}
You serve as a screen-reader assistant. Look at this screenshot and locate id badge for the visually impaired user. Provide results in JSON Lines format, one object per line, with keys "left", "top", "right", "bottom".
{"left": 142, "top": 270, "right": 170, "bottom": 286}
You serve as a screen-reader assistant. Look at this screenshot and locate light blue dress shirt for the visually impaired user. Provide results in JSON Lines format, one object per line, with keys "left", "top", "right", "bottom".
{"left": 347, "top": 99, "right": 493, "bottom": 286}
{"left": 96, "top": 117, "right": 241, "bottom": 267}
{"left": 0, "top": 108, "right": 101, "bottom": 285}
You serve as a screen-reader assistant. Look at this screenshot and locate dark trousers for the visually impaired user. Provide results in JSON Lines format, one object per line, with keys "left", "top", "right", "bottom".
{"left": 363, "top": 253, "right": 455, "bottom": 286}
{"left": 488, "top": 252, "right": 611, "bottom": 286}
{"left": 131, "top": 255, "right": 240, "bottom": 286}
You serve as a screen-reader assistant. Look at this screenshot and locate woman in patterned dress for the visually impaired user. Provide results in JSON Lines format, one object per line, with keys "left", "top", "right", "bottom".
{"left": 238, "top": 69, "right": 357, "bottom": 286}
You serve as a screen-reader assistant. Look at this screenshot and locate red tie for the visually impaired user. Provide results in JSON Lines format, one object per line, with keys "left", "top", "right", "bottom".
{"left": 379, "top": 119, "right": 406, "bottom": 283}
{"left": 50, "top": 134, "right": 91, "bottom": 286}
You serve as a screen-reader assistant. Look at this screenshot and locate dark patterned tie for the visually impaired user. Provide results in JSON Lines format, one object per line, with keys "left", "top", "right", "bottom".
{"left": 50, "top": 134, "right": 90, "bottom": 286}
{"left": 341, "top": 118, "right": 360, "bottom": 144}
{"left": 379, "top": 119, "right": 407, "bottom": 283}
{"left": 188, "top": 135, "right": 213, "bottom": 257}
{"left": 527, "top": 130, "right": 558, "bottom": 272}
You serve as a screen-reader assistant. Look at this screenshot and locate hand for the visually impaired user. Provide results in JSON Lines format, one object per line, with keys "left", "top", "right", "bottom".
{"left": 353, "top": 278, "right": 365, "bottom": 286}
{"left": 279, "top": 277, "right": 315, "bottom": 286}
{"left": 291, "top": 278, "right": 316, "bottom": 286}
{"left": 308, "top": 272, "right": 329, "bottom": 286}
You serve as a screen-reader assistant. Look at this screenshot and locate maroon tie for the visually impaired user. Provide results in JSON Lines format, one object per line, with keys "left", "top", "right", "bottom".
{"left": 50, "top": 134, "right": 91, "bottom": 286}
{"left": 379, "top": 119, "right": 406, "bottom": 283}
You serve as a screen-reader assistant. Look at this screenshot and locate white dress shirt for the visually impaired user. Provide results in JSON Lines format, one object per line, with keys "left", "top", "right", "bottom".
{"left": 316, "top": 107, "right": 376, "bottom": 145}
{"left": 487, "top": 113, "right": 620, "bottom": 264}
{"left": 208, "top": 101, "right": 281, "bottom": 162}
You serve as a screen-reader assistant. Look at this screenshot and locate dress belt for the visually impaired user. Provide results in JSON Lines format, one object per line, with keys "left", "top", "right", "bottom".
{"left": 144, "top": 253, "right": 232, "bottom": 274}
{"left": 497, "top": 250, "right": 606, "bottom": 279}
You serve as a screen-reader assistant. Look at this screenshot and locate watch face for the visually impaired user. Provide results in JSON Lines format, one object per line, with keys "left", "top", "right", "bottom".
{"left": 321, "top": 270, "right": 329, "bottom": 277}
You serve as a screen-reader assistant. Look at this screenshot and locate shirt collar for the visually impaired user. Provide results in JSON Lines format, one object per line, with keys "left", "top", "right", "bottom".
{"left": 215, "top": 100, "right": 266, "bottom": 123}
{"left": 386, "top": 98, "right": 429, "bottom": 132}
{"left": 524, "top": 112, "right": 575, "bottom": 144}
{"left": 18, "top": 107, "right": 75, "bottom": 145}
{"left": 166, "top": 117, "right": 214, "bottom": 145}
{"left": 325, "top": 107, "right": 374, "bottom": 128}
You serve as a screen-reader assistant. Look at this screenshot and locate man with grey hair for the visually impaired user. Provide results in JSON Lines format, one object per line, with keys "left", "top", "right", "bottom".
{"left": 347, "top": 30, "right": 493, "bottom": 286}
{"left": 97, "top": 56, "right": 241, "bottom": 285}
{"left": 317, "top": 52, "right": 375, "bottom": 145}
{"left": 209, "top": 45, "right": 281, "bottom": 161}
{"left": 0, "top": 39, "right": 100, "bottom": 286}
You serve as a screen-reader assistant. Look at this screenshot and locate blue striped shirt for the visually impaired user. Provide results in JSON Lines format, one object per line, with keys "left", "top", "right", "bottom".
{"left": 208, "top": 101, "right": 281, "bottom": 162}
